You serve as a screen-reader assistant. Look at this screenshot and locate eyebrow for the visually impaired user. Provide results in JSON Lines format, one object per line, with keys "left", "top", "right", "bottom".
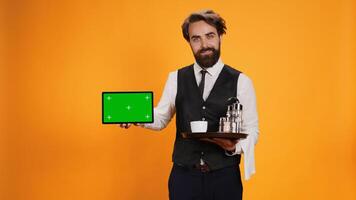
{"left": 190, "top": 35, "right": 201, "bottom": 40}
{"left": 205, "top": 32, "right": 216, "bottom": 36}
{"left": 190, "top": 32, "right": 216, "bottom": 40}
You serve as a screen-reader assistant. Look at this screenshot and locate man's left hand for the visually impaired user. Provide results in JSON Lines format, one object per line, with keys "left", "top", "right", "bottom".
{"left": 200, "top": 138, "right": 238, "bottom": 151}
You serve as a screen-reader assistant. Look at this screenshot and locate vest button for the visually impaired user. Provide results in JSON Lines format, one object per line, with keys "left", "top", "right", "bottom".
{"left": 202, "top": 117, "right": 205, "bottom": 121}
{"left": 202, "top": 106, "right": 206, "bottom": 109}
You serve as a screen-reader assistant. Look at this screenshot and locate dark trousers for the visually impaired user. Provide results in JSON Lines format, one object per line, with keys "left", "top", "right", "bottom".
{"left": 168, "top": 164, "right": 243, "bottom": 200}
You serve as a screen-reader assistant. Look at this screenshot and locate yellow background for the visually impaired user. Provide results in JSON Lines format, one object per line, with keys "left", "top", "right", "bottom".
{"left": 1, "top": 0, "right": 355, "bottom": 199}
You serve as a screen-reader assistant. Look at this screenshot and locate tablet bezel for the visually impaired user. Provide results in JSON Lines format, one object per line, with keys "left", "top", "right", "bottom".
{"left": 102, "top": 91, "right": 154, "bottom": 124}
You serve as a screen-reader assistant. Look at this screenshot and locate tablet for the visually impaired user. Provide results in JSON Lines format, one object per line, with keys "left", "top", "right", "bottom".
{"left": 102, "top": 91, "right": 154, "bottom": 124}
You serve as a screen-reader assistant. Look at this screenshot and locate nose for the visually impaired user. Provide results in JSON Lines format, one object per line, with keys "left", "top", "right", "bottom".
{"left": 200, "top": 38, "right": 208, "bottom": 49}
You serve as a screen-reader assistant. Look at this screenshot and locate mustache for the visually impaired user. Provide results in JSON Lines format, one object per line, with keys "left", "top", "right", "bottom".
{"left": 198, "top": 48, "right": 216, "bottom": 54}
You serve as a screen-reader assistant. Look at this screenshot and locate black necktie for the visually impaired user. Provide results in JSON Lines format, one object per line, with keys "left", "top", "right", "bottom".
{"left": 199, "top": 69, "right": 207, "bottom": 96}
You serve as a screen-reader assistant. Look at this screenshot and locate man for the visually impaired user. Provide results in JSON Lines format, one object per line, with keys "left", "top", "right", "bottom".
{"left": 120, "top": 10, "right": 259, "bottom": 200}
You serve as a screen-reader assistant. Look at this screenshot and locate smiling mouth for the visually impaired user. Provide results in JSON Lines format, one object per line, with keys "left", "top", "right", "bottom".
{"left": 200, "top": 50, "right": 213, "bottom": 55}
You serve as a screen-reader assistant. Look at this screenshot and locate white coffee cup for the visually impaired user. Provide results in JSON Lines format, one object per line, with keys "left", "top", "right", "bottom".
{"left": 190, "top": 121, "right": 208, "bottom": 133}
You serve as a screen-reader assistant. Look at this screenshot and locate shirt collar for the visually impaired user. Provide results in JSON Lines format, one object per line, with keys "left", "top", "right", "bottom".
{"left": 193, "top": 58, "right": 224, "bottom": 77}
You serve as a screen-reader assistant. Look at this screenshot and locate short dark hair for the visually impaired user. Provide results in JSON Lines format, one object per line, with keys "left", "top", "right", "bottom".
{"left": 181, "top": 10, "right": 227, "bottom": 42}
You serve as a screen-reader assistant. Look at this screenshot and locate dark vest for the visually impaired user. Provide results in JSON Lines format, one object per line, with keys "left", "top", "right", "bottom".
{"left": 173, "top": 64, "right": 241, "bottom": 170}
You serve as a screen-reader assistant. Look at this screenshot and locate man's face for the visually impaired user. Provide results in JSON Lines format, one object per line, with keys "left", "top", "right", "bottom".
{"left": 188, "top": 20, "right": 221, "bottom": 68}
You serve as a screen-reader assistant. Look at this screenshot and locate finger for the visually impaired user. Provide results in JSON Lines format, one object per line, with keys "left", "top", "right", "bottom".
{"left": 125, "top": 123, "right": 132, "bottom": 129}
{"left": 211, "top": 139, "right": 237, "bottom": 149}
{"left": 199, "top": 138, "right": 217, "bottom": 144}
{"left": 213, "top": 138, "right": 238, "bottom": 144}
{"left": 120, "top": 123, "right": 128, "bottom": 128}
{"left": 211, "top": 138, "right": 229, "bottom": 144}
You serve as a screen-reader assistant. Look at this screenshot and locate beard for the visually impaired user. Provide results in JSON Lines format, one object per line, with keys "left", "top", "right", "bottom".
{"left": 193, "top": 45, "right": 221, "bottom": 69}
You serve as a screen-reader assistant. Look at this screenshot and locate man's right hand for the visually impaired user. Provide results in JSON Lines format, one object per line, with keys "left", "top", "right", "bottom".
{"left": 119, "top": 123, "right": 139, "bottom": 129}
{"left": 119, "top": 123, "right": 132, "bottom": 129}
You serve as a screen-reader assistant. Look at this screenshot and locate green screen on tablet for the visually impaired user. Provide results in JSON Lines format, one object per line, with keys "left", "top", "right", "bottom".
{"left": 102, "top": 91, "right": 154, "bottom": 124}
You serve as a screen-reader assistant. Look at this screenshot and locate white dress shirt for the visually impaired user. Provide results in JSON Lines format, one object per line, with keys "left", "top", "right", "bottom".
{"left": 142, "top": 59, "right": 259, "bottom": 180}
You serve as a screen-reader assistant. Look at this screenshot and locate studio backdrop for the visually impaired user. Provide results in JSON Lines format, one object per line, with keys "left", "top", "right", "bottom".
{"left": 1, "top": 0, "right": 355, "bottom": 199}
